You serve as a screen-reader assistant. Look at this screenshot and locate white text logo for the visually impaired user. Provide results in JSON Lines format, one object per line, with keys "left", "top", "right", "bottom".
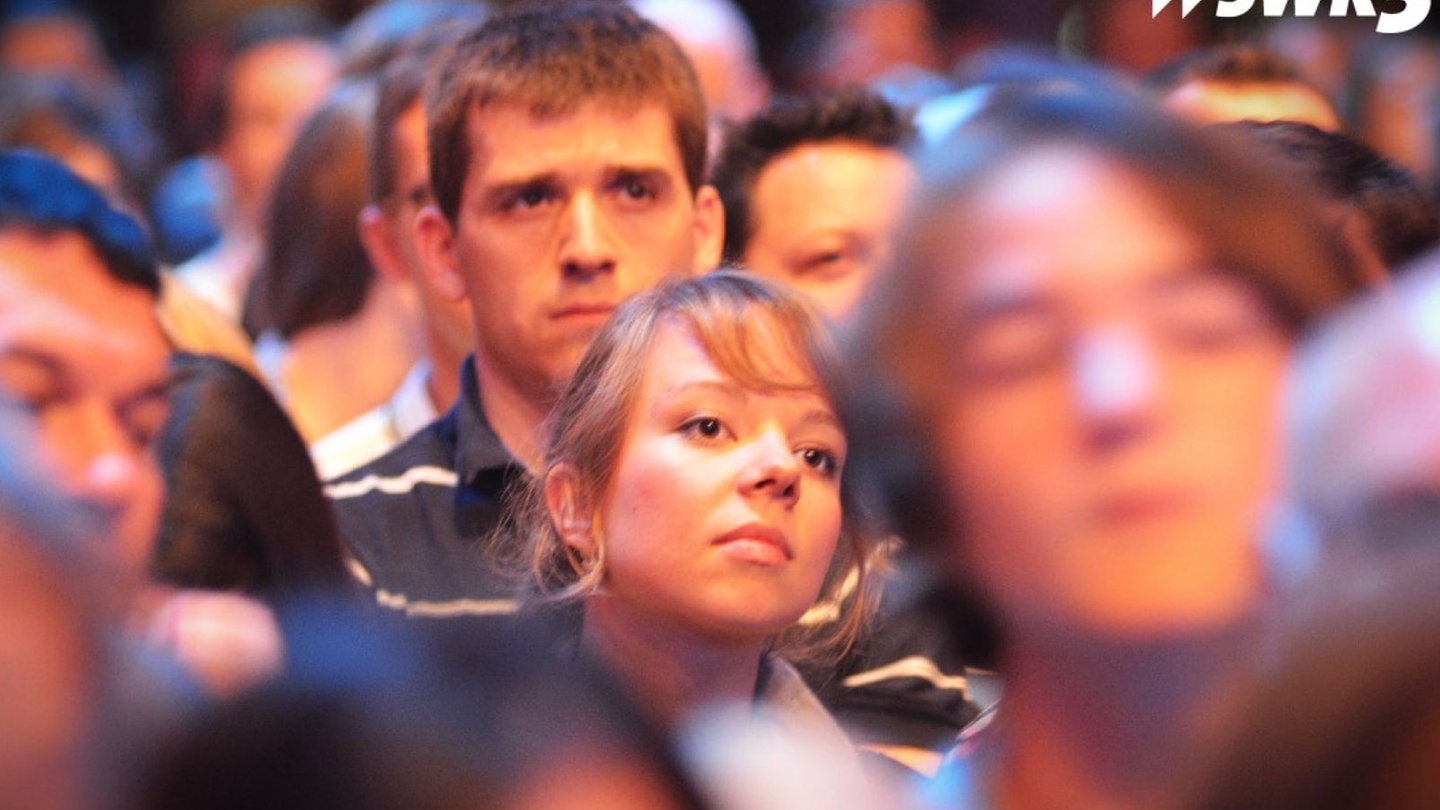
{"left": 1153, "top": 0, "right": 1429, "bottom": 34}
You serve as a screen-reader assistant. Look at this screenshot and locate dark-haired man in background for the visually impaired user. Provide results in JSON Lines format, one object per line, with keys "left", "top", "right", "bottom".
{"left": 710, "top": 88, "right": 917, "bottom": 322}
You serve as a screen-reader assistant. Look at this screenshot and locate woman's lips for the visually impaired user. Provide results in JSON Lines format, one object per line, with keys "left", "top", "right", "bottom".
{"left": 713, "top": 522, "right": 793, "bottom": 566}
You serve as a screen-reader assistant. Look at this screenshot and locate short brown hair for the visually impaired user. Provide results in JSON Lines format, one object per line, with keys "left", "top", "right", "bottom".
{"left": 506, "top": 271, "right": 880, "bottom": 662}
{"left": 424, "top": 1, "right": 708, "bottom": 223}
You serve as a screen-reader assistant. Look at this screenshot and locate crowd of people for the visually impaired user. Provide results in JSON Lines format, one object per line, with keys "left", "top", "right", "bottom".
{"left": 5, "top": 0, "right": 1440, "bottom": 807}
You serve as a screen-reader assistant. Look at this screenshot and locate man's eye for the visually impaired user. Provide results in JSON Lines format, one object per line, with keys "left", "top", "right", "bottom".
{"left": 502, "top": 187, "right": 553, "bottom": 211}
{"left": 623, "top": 180, "right": 653, "bottom": 199}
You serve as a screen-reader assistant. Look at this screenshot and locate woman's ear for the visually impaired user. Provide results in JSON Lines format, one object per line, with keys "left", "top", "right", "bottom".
{"left": 545, "top": 463, "right": 596, "bottom": 560}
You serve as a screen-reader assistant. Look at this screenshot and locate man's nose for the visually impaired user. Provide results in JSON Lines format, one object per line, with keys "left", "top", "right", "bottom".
{"left": 559, "top": 193, "right": 617, "bottom": 279}
{"left": 54, "top": 402, "right": 150, "bottom": 513}
{"left": 1072, "top": 327, "right": 1160, "bottom": 448}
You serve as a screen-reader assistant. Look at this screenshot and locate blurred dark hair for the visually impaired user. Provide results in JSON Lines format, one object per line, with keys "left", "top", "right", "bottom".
{"left": 710, "top": 87, "right": 915, "bottom": 263}
{"left": 242, "top": 80, "right": 374, "bottom": 340}
{"left": 1219, "top": 119, "right": 1439, "bottom": 269}
{"left": 152, "top": 353, "right": 349, "bottom": 598}
{"left": 0, "top": 148, "right": 158, "bottom": 294}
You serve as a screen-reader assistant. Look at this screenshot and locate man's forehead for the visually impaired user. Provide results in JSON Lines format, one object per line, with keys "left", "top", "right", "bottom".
{"left": 0, "top": 230, "right": 169, "bottom": 364}
{"left": 0, "top": 228, "right": 143, "bottom": 302}
{"left": 464, "top": 99, "right": 685, "bottom": 181}
{"left": 0, "top": 288, "right": 169, "bottom": 399}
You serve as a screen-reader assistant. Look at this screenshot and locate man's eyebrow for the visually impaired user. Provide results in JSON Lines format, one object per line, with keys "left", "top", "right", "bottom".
{"left": 481, "top": 172, "right": 560, "bottom": 192}
{"left": 607, "top": 165, "right": 672, "bottom": 180}
{"left": 0, "top": 344, "right": 65, "bottom": 375}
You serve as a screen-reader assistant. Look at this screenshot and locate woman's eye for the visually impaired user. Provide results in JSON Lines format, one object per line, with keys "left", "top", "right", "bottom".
{"left": 799, "top": 447, "right": 838, "bottom": 477}
{"left": 682, "top": 416, "right": 725, "bottom": 440}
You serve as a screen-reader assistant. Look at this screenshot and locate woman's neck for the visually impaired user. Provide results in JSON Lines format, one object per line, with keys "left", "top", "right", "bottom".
{"left": 991, "top": 620, "right": 1256, "bottom": 810}
{"left": 581, "top": 596, "right": 765, "bottom": 730}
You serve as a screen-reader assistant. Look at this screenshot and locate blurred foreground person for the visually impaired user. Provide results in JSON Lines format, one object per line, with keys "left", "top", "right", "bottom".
{"left": 1193, "top": 250, "right": 1440, "bottom": 810}
{"left": 1278, "top": 258, "right": 1440, "bottom": 578}
{"left": 0, "top": 406, "right": 125, "bottom": 810}
{"left": 0, "top": 150, "right": 283, "bottom": 698}
{"left": 846, "top": 89, "right": 1360, "bottom": 809}
{"left": 0, "top": 149, "right": 171, "bottom": 586}
{"left": 139, "top": 606, "right": 706, "bottom": 810}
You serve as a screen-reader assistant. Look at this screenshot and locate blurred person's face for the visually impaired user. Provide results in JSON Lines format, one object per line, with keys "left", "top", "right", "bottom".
{"left": 813, "top": 0, "right": 942, "bottom": 88}
{"left": 1359, "top": 45, "right": 1440, "bottom": 181}
{"left": 742, "top": 141, "right": 915, "bottom": 322}
{"left": 0, "top": 229, "right": 170, "bottom": 580}
{"left": 929, "top": 148, "right": 1289, "bottom": 637}
{"left": 417, "top": 100, "right": 723, "bottom": 404}
{"left": 361, "top": 101, "right": 472, "bottom": 374}
{"left": 0, "top": 12, "right": 113, "bottom": 88}
{"left": 219, "top": 38, "right": 337, "bottom": 224}
{"left": 631, "top": 0, "right": 770, "bottom": 124}
{"left": 1163, "top": 79, "right": 1341, "bottom": 131}
{"left": 555, "top": 320, "right": 844, "bottom": 644}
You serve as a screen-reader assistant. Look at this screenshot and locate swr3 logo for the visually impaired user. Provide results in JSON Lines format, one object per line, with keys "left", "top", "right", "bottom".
{"left": 1152, "top": 0, "right": 1429, "bottom": 34}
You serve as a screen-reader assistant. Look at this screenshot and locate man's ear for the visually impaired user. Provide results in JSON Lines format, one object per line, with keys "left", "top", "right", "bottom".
{"left": 691, "top": 183, "right": 726, "bottom": 272}
{"left": 545, "top": 463, "right": 596, "bottom": 559}
{"left": 358, "top": 204, "right": 409, "bottom": 285}
{"left": 414, "top": 204, "right": 467, "bottom": 302}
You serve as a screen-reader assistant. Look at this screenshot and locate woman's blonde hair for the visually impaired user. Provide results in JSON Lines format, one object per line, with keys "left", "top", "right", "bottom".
{"left": 505, "top": 270, "right": 880, "bottom": 662}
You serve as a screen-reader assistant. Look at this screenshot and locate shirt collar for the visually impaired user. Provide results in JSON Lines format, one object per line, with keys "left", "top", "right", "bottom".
{"left": 451, "top": 355, "right": 522, "bottom": 483}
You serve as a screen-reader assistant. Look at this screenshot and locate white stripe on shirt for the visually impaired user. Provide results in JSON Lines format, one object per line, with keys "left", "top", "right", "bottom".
{"left": 842, "top": 655, "right": 972, "bottom": 694}
{"left": 324, "top": 465, "right": 459, "bottom": 499}
{"left": 374, "top": 588, "right": 520, "bottom": 617}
